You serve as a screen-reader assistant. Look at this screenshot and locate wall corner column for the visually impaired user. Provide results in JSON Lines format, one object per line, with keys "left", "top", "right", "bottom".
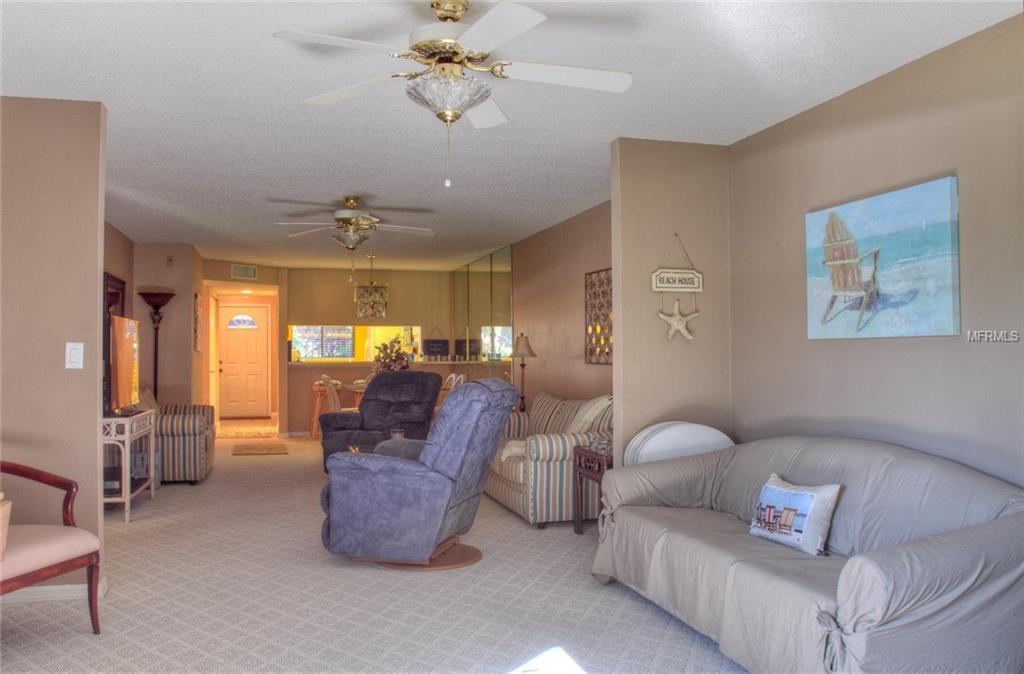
{"left": 610, "top": 138, "right": 733, "bottom": 465}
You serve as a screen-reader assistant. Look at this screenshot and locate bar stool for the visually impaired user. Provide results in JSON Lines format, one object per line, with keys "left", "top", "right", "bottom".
{"left": 310, "top": 378, "right": 343, "bottom": 439}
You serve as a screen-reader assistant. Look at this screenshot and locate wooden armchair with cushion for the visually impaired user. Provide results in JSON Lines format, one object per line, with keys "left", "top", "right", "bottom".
{"left": 0, "top": 461, "right": 101, "bottom": 634}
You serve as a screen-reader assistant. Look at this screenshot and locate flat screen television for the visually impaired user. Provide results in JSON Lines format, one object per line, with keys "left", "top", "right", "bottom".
{"left": 108, "top": 315, "right": 140, "bottom": 412}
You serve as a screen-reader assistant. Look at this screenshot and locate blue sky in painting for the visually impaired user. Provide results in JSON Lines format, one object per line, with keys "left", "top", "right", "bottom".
{"left": 806, "top": 176, "right": 958, "bottom": 244}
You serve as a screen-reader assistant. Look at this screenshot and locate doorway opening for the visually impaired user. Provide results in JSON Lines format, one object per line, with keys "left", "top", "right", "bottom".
{"left": 204, "top": 282, "right": 280, "bottom": 439}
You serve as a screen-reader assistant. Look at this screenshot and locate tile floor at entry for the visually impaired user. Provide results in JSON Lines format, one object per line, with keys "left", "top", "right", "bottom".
{"left": 218, "top": 417, "right": 278, "bottom": 439}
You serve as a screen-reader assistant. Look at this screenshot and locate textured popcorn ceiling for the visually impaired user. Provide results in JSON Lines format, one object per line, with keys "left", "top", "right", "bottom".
{"left": 2, "top": 1, "right": 1018, "bottom": 270}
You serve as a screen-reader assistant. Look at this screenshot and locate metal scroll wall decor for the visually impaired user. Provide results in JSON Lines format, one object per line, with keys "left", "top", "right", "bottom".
{"left": 652, "top": 234, "right": 703, "bottom": 341}
{"left": 585, "top": 268, "right": 613, "bottom": 364}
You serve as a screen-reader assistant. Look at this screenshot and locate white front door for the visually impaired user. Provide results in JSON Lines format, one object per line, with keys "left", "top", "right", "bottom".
{"left": 219, "top": 305, "right": 270, "bottom": 418}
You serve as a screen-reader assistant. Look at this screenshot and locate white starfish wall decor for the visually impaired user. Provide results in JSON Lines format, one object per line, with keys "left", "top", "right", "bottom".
{"left": 658, "top": 299, "right": 699, "bottom": 340}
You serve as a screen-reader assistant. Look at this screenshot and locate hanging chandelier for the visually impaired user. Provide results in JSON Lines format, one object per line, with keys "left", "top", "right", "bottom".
{"left": 355, "top": 253, "right": 388, "bottom": 319}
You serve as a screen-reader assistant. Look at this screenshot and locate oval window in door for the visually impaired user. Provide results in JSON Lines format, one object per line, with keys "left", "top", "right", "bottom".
{"left": 226, "top": 314, "right": 258, "bottom": 330}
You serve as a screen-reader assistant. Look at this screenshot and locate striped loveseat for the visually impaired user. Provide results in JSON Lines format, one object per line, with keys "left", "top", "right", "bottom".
{"left": 484, "top": 392, "right": 612, "bottom": 528}
{"left": 139, "top": 389, "right": 216, "bottom": 484}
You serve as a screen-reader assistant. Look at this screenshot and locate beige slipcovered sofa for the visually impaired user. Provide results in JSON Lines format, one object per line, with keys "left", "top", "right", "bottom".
{"left": 593, "top": 436, "right": 1024, "bottom": 674}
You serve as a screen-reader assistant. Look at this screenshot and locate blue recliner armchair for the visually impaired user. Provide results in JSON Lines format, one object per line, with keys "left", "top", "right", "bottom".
{"left": 320, "top": 378, "right": 517, "bottom": 566}
{"left": 319, "top": 370, "right": 442, "bottom": 471}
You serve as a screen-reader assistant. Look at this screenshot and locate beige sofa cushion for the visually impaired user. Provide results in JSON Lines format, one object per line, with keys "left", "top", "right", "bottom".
{"left": 603, "top": 506, "right": 813, "bottom": 642}
{"left": 719, "top": 554, "right": 847, "bottom": 673}
{"left": 1, "top": 524, "right": 99, "bottom": 581}
{"left": 712, "top": 436, "right": 1024, "bottom": 556}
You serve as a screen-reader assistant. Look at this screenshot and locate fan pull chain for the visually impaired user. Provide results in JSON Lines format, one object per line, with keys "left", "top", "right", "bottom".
{"left": 444, "top": 123, "right": 452, "bottom": 188}
{"left": 351, "top": 253, "right": 357, "bottom": 301}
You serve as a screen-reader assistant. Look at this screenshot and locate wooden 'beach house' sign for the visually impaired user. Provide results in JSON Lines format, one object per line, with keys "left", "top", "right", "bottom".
{"left": 651, "top": 268, "right": 703, "bottom": 292}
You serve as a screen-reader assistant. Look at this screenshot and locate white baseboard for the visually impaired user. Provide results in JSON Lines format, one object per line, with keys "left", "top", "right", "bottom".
{"left": 285, "top": 431, "right": 313, "bottom": 438}
{"left": 2, "top": 576, "right": 108, "bottom": 603}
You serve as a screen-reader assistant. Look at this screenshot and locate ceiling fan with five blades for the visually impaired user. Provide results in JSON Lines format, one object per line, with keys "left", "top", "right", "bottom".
{"left": 275, "top": 0, "right": 633, "bottom": 130}
{"left": 273, "top": 195, "right": 435, "bottom": 251}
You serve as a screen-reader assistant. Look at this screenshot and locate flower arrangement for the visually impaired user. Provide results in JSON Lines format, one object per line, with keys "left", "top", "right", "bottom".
{"left": 373, "top": 335, "right": 410, "bottom": 373}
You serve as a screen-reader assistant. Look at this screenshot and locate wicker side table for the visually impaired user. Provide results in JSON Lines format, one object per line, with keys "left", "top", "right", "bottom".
{"left": 573, "top": 444, "right": 613, "bottom": 535}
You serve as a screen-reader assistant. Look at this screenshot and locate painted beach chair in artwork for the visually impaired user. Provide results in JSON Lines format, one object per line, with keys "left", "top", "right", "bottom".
{"left": 821, "top": 212, "right": 880, "bottom": 331}
{"left": 778, "top": 507, "right": 797, "bottom": 534}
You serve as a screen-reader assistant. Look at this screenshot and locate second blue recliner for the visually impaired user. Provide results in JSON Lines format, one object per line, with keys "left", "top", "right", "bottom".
{"left": 319, "top": 370, "right": 442, "bottom": 471}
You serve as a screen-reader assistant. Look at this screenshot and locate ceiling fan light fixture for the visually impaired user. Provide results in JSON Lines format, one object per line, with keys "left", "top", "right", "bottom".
{"left": 406, "top": 69, "right": 491, "bottom": 125}
{"left": 332, "top": 230, "right": 369, "bottom": 251}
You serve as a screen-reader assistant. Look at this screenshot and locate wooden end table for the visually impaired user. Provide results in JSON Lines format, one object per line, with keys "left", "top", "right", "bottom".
{"left": 573, "top": 444, "right": 613, "bottom": 535}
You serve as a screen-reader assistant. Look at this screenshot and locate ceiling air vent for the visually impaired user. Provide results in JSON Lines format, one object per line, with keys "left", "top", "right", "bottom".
{"left": 230, "top": 264, "right": 258, "bottom": 281}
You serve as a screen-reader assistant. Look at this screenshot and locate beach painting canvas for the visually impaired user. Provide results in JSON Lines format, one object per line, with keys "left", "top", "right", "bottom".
{"left": 806, "top": 176, "right": 960, "bottom": 339}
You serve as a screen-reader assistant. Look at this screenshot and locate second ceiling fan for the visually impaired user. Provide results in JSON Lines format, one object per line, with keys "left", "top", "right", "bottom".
{"left": 273, "top": 195, "right": 434, "bottom": 251}
{"left": 275, "top": 0, "right": 633, "bottom": 129}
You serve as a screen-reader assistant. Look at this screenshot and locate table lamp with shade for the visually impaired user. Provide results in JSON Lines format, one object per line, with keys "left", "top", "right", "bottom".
{"left": 511, "top": 332, "right": 537, "bottom": 412}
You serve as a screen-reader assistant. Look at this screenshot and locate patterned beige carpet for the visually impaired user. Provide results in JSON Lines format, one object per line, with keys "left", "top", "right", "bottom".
{"left": 0, "top": 438, "right": 743, "bottom": 673}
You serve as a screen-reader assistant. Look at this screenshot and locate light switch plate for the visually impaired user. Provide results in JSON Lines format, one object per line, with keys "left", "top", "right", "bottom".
{"left": 65, "top": 342, "right": 84, "bottom": 369}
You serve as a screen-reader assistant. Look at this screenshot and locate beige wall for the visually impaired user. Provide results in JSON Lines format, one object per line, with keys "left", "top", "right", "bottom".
{"left": 728, "top": 18, "right": 1024, "bottom": 485}
{"left": 203, "top": 258, "right": 280, "bottom": 287}
{"left": 104, "top": 222, "right": 134, "bottom": 313}
{"left": 287, "top": 268, "right": 452, "bottom": 329}
{"left": 611, "top": 140, "right": 733, "bottom": 461}
{"left": 511, "top": 202, "right": 613, "bottom": 406}
{"left": 285, "top": 268, "right": 453, "bottom": 432}
{"left": 190, "top": 248, "right": 204, "bottom": 404}
{"left": 1, "top": 97, "right": 106, "bottom": 576}
{"left": 132, "top": 243, "right": 196, "bottom": 404}
{"left": 277, "top": 270, "right": 289, "bottom": 433}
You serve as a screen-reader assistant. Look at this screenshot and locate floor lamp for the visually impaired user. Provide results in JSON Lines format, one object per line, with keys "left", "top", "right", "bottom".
{"left": 138, "top": 291, "right": 176, "bottom": 401}
{"left": 511, "top": 333, "right": 537, "bottom": 412}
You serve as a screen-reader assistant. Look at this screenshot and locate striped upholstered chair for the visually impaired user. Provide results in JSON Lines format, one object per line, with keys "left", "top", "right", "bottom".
{"left": 139, "top": 389, "right": 215, "bottom": 484}
{"left": 484, "top": 392, "right": 612, "bottom": 528}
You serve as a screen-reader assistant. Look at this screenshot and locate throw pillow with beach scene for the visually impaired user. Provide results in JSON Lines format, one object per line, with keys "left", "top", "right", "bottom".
{"left": 749, "top": 473, "right": 840, "bottom": 556}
